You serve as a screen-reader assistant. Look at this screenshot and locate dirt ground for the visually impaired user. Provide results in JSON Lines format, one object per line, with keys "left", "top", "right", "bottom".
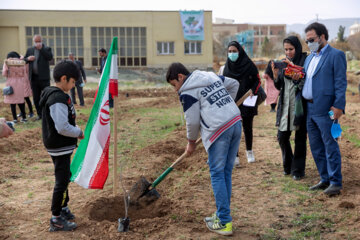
{"left": 1, "top": 80, "right": 360, "bottom": 239}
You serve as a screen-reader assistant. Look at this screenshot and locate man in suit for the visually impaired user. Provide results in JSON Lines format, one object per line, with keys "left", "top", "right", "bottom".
{"left": 302, "top": 22, "right": 347, "bottom": 196}
{"left": 68, "top": 53, "right": 87, "bottom": 106}
{"left": 24, "top": 34, "right": 53, "bottom": 120}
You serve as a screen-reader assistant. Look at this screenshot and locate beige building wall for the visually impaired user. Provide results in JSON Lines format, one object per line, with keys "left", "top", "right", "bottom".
{"left": 0, "top": 10, "right": 213, "bottom": 69}
{"left": 0, "top": 27, "right": 20, "bottom": 66}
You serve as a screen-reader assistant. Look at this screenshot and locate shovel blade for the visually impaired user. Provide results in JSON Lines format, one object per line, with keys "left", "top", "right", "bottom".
{"left": 129, "top": 176, "right": 160, "bottom": 205}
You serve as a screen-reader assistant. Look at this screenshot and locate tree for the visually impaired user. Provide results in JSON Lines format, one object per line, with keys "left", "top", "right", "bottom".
{"left": 337, "top": 25, "right": 346, "bottom": 42}
{"left": 261, "top": 36, "right": 274, "bottom": 57}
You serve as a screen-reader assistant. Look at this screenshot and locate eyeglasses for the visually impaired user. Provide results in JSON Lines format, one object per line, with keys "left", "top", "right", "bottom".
{"left": 305, "top": 36, "right": 319, "bottom": 44}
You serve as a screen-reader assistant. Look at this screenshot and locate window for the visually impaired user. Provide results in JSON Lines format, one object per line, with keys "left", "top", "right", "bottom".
{"left": 184, "top": 41, "right": 202, "bottom": 54}
{"left": 157, "top": 42, "right": 174, "bottom": 55}
{"left": 25, "top": 26, "right": 84, "bottom": 65}
{"left": 91, "top": 27, "right": 147, "bottom": 67}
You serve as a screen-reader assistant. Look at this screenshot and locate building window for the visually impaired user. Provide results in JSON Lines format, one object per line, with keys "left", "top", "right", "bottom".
{"left": 184, "top": 41, "right": 202, "bottom": 54}
{"left": 25, "top": 26, "right": 84, "bottom": 65}
{"left": 91, "top": 27, "right": 147, "bottom": 67}
{"left": 157, "top": 42, "right": 174, "bottom": 55}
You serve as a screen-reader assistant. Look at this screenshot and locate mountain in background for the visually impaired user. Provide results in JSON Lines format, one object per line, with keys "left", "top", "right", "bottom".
{"left": 287, "top": 18, "right": 360, "bottom": 40}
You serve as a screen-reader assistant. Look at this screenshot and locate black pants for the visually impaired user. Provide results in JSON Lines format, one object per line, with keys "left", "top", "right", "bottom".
{"left": 270, "top": 103, "right": 277, "bottom": 111}
{"left": 51, "top": 153, "right": 71, "bottom": 216}
{"left": 70, "top": 85, "right": 85, "bottom": 105}
{"left": 10, "top": 103, "right": 25, "bottom": 120}
{"left": 242, "top": 115, "right": 254, "bottom": 151}
{"left": 30, "top": 77, "right": 50, "bottom": 116}
{"left": 25, "top": 97, "right": 34, "bottom": 115}
{"left": 277, "top": 125, "right": 307, "bottom": 177}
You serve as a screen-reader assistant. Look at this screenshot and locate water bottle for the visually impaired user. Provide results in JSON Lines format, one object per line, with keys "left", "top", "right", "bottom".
{"left": 328, "top": 110, "right": 334, "bottom": 120}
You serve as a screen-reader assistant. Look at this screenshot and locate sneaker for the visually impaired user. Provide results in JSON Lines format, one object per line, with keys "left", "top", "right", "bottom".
{"left": 28, "top": 112, "right": 34, "bottom": 118}
{"left": 234, "top": 157, "right": 240, "bottom": 168}
{"left": 49, "top": 216, "right": 77, "bottom": 232}
{"left": 6, "top": 121, "right": 15, "bottom": 132}
{"left": 12, "top": 120, "right": 18, "bottom": 124}
{"left": 60, "top": 207, "right": 75, "bottom": 220}
{"left": 204, "top": 212, "right": 219, "bottom": 223}
{"left": 20, "top": 118, "right": 27, "bottom": 123}
{"left": 206, "top": 219, "right": 233, "bottom": 236}
{"left": 35, "top": 116, "right": 42, "bottom": 121}
{"left": 17, "top": 113, "right": 22, "bottom": 118}
{"left": 246, "top": 150, "right": 255, "bottom": 163}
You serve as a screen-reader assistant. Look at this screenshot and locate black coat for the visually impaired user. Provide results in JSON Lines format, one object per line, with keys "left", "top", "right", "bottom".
{"left": 24, "top": 44, "right": 53, "bottom": 81}
{"left": 39, "top": 86, "right": 77, "bottom": 149}
{"left": 274, "top": 52, "right": 307, "bottom": 127}
{"left": 74, "top": 60, "right": 86, "bottom": 86}
{"left": 234, "top": 73, "right": 261, "bottom": 117}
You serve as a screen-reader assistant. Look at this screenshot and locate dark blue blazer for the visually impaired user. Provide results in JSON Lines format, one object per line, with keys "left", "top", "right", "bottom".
{"left": 304, "top": 45, "right": 347, "bottom": 116}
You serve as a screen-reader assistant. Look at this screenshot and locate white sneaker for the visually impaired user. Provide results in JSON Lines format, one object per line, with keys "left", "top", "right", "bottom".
{"left": 234, "top": 157, "right": 240, "bottom": 168}
{"left": 246, "top": 150, "right": 255, "bottom": 163}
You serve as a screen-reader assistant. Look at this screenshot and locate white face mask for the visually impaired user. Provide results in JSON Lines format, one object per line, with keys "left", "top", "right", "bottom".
{"left": 308, "top": 40, "right": 321, "bottom": 53}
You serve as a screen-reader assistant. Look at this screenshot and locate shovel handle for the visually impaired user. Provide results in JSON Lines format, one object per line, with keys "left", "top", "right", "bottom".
{"left": 151, "top": 138, "right": 201, "bottom": 189}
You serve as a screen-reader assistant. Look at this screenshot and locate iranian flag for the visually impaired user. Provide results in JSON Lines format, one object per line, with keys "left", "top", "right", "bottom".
{"left": 70, "top": 37, "right": 118, "bottom": 189}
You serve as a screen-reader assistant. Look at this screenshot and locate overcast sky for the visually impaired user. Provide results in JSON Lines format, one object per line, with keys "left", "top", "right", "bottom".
{"left": 1, "top": 0, "right": 359, "bottom": 25}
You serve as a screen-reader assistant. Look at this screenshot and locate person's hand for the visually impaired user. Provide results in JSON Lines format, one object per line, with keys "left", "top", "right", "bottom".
{"left": 27, "top": 56, "right": 35, "bottom": 61}
{"left": 330, "top": 106, "right": 343, "bottom": 120}
{"left": 84, "top": 79, "right": 87, "bottom": 83}
{"left": 78, "top": 130, "right": 85, "bottom": 139}
{"left": 249, "top": 89, "right": 254, "bottom": 97}
{"left": 186, "top": 141, "right": 196, "bottom": 156}
{"left": 271, "top": 61, "right": 278, "bottom": 80}
{"left": 291, "top": 72, "right": 302, "bottom": 81}
{"left": 283, "top": 58, "right": 293, "bottom": 65}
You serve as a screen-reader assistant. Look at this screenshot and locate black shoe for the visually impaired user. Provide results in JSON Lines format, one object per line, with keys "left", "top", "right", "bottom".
{"left": 324, "top": 184, "right": 342, "bottom": 196}
{"left": 60, "top": 207, "right": 75, "bottom": 220}
{"left": 49, "top": 216, "right": 77, "bottom": 232}
{"left": 309, "top": 181, "right": 330, "bottom": 191}
{"left": 293, "top": 175, "right": 304, "bottom": 181}
{"left": 283, "top": 171, "right": 291, "bottom": 176}
{"left": 20, "top": 118, "right": 28, "bottom": 123}
{"left": 28, "top": 112, "right": 34, "bottom": 118}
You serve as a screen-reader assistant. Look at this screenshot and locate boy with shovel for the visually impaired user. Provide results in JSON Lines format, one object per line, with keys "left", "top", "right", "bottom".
{"left": 166, "top": 62, "right": 242, "bottom": 236}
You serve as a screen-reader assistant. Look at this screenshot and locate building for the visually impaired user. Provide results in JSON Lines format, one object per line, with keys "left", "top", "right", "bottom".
{"left": 349, "top": 21, "right": 360, "bottom": 36}
{"left": 0, "top": 10, "right": 213, "bottom": 69}
{"left": 213, "top": 23, "right": 286, "bottom": 57}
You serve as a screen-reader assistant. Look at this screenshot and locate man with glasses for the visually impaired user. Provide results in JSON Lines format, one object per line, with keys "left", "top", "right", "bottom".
{"left": 301, "top": 22, "right": 347, "bottom": 196}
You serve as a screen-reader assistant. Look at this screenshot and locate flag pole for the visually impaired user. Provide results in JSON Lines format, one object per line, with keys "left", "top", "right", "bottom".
{"left": 113, "top": 95, "right": 118, "bottom": 196}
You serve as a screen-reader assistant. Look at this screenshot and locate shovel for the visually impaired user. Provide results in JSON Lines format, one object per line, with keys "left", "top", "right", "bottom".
{"left": 129, "top": 89, "right": 252, "bottom": 203}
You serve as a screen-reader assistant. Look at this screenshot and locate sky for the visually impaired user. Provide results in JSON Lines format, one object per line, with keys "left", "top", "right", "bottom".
{"left": 1, "top": 0, "right": 359, "bottom": 25}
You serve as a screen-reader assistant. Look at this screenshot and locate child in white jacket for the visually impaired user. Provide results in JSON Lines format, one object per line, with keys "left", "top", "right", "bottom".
{"left": 166, "top": 62, "right": 242, "bottom": 236}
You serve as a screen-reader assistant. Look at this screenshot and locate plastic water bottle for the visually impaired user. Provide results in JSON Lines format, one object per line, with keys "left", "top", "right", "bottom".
{"left": 328, "top": 110, "right": 334, "bottom": 120}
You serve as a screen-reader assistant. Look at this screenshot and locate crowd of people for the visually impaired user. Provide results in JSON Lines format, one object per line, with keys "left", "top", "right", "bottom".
{"left": 1, "top": 22, "right": 348, "bottom": 236}
{"left": 167, "top": 22, "right": 347, "bottom": 236}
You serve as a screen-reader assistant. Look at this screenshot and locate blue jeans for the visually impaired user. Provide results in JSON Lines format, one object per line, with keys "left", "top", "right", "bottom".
{"left": 207, "top": 121, "right": 242, "bottom": 224}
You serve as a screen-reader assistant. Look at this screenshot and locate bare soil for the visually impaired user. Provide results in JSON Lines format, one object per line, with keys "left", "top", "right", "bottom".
{"left": 1, "top": 85, "right": 360, "bottom": 239}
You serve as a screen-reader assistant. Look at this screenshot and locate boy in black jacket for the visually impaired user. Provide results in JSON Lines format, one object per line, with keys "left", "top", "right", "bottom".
{"left": 39, "top": 60, "right": 84, "bottom": 231}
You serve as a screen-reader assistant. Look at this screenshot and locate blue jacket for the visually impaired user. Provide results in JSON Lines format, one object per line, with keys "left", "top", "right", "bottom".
{"left": 304, "top": 45, "right": 347, "bottom": 116}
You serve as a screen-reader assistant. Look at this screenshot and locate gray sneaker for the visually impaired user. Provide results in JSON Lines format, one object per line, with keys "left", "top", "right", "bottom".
{"left": 49, "top": 216, "right": 77, "bottom": 232}
{"left": 204, "top": 212, "right": 219, "bottom": 223}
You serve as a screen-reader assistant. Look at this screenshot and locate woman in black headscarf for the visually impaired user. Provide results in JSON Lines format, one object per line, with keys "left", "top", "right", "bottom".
{"left": 272, "top": 35, "right": 308, "bottom": 181}
{"left": 220, "top": 41, "right": 261, "bottom": 165}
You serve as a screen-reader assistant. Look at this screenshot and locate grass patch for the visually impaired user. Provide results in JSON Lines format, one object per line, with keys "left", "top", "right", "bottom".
{"left": 342, "top": 125, "right": 360, "bottom": 148}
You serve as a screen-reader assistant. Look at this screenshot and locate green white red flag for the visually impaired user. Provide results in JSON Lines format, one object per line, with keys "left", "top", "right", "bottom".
{"left": 70, "top": 37, "right": 118, "bottom": 189}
